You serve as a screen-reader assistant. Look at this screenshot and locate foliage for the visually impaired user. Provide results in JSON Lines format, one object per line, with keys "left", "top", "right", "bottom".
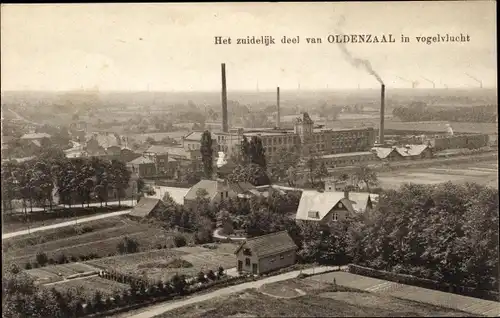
{"left": 117, "top": 237, "right": 140, "bottom": 254}
{"left": 268, "top": 146, "right": 300, "bottom": 182}
{"left": 248, "top": 136, "right": 267, "bottom": 169}
{"left": 355, "top": 182, "right": 498, "bottom": 291}
{"left": 173, "top": 234, "right": 187, "bottom": 247}
{"left": 227, "top": 163, "right": 270, "bottom": 186}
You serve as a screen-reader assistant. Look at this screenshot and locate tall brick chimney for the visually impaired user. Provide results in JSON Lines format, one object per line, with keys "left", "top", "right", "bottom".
{"left": 276, "top": 86, "right": 280, "bottom": 129}
{"left": 379, "top": 84, "right": 385, "bottom": 145}
{"left": 221, "top": 63, "right": 228, "bottom": 133}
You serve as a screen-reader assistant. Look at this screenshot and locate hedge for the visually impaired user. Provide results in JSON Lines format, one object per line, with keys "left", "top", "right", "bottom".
{"left": 347, "top": 264, "right": 500, "bottom": 301}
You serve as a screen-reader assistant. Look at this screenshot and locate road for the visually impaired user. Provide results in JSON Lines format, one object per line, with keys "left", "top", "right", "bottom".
{"left": 212, "top": 228, "right": 246, "bottom": 241}
{"left": 2, "top": 209, "right": 132, "bottom": 240}
{"left": 124, "top": 266, "right": 339, "bottom": 318}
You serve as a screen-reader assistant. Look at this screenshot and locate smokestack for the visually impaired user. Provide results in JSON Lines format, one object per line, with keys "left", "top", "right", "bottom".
{"left": 379, "top": 84, "right": 385, "bottom": 145}
{"left": 221, "top": 63, "right": 228, "bottom": 133}
{"left": 276, "top": 87, "right": 280, "bottom": 129}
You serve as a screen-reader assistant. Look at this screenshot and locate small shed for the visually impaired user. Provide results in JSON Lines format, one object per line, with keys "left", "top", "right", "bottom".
{"left": 234, "top": 231, "right": 298, "bottom": 275}
{"left": 128, "top": 197, "right": 165, "bottom": 219}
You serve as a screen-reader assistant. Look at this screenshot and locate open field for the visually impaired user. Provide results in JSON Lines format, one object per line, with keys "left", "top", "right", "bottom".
{"left": 3, "top": 217, "right": 178, "bottom": 267}
{"left": 154, "top": 278, "right": 469, "bottom": 318}
{"left": 87, "top": 243, "right": 238, "bottom": 282}
{"left": 51, "top": 276, "right": 130, "bottom": 299}
{"left": 306, "top": 272, "right": 500, "bottom": 317}
{"left": 378, "top": 160, "right": 498, "bottom": 189}
{"left": 26, "top": 262, "right": 100, "bottom": 284}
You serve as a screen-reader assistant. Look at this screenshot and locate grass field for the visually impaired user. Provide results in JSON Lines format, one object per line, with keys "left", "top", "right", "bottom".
{"left": 378, "top": 160, "right": 498, "bottom": 189}
{"left": 3, "top": 217, "right": 179, "bottom": 268}
{"left": 87, "top": 243, "right": 238, "bottom": 282}
{"left": 154, "top": 278, "right": 468, "bottom": 318}
{"left": 51, "top": 276, "right": 130, "bottom": 299}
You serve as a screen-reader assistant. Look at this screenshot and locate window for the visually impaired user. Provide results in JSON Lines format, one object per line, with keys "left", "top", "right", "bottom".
{"left": 243, "top": 248, "right": 252, "bottom": 256}
{"left": 225, "top": 191, "right": 229, "bottom": 198}
{"left": 245, "top": 258, "right": 250, "bottom": 266}
{"left": 220, "top": 192, "right": 224, "bottom": 200}
{"left": 333, "top": 212, "right": 338, "bottom": 221}
{"left": 280, "top": 254, "right": 284, "bottom": 260}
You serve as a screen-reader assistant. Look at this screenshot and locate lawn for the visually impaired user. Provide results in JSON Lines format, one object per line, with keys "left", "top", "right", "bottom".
{"left": 50, "top": 276, "right": 130, "bottom": 299}
{"left": 87, "top": 243, "right": 238, "bottom": 282}
{"left": 155, "top": 279, "right": 470, "bottom": 318}
{"left": 3, "top": 218, "right": 178, "bottom": 268}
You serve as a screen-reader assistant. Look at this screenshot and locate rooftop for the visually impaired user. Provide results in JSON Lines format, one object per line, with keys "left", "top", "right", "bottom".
{"left": 128, "top": 156, "right": 155, "bottom": 165}
{"left": 20, "top": 133, "right": 51, "bottom": 140}
{"left": 295, "top": 190, "right": 354, "bottom": 221}
{"left": 129, "top": 197, "right": 164, "bottom": 218}
{"left": 235, "top": 231, "right": 298, "bottom": 258}
{"left": 321, "top": 151, "right": 373, "bottom": 159}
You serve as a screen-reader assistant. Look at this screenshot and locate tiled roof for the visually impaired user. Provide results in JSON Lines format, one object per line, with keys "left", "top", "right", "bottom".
{"left": 161, "top": 146, "right": 190, "bottom": 158}
{"left": 129, "top": 197, "right": 164, "bottom": 218}
{"left": 20, "top": 133, "right": 51, "bottom": 140}
{"left": 146, "top": 186, "right": 190, "bottom": 205}
{"left": 295, "top": 190, "right": 354, "bottom": 221}
{"left": 234, "top": 231, "right": 298, "bottom": 258}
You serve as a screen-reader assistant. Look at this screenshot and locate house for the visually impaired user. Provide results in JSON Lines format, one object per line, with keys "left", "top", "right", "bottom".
{"left": 234, "top": 231, "right": 298, "bottom": 275}
{"left": 143, "top": 145, "right": 179, "bottom": 177}
{"left": 126, "top": 156, "right": 156, "bottom": 178}
{"left": 346, "top": 192, "right": 376, "bottom": 213}
{"left": 183, "top": 179, "right": 256, "bottom": 208}
{"left": 128, "top": 197, "right": 166, "bottom": 219}
{"left": 295, "top": 190, "right": 356, "bottom": 224}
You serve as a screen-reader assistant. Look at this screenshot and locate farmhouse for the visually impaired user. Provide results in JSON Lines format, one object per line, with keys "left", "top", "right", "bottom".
{"left": 234, "top": 231, "right": 298, "bottom": 275}
{"left": 128, "top": 197, "right": 166, "bottom": 219}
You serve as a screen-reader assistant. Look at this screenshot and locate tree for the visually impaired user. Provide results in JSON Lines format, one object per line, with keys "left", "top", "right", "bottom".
{"left": 350, "top": 165, "right": 379, "bottom": 192}
{"left": 200, "top": 131, "right": 214, "bottom": 179}
{"left": 268, "top": 147, "right": 300, "bottom": 182}
{"left": 240, "top": 135, "right": 251, "bottom": 164}
{"left": 117, "top": 237, "right": 140, "bottom": 254}
{"left": 197, "top": 271, "right": 207, "bottom": 283}
{"left": 171, "top": 274, "right": 187, "bottom": 295}
{"left": 36, "top": 251, "right": 48, "bottom": 267}
{"left": 249, "top": 136, "right": 266, "bottom": 169}
{"left": 314, "top": 162, "right": 329, "bottom": 183}
{"left": 227, "top": 163, "right": 270, "bottom": 186}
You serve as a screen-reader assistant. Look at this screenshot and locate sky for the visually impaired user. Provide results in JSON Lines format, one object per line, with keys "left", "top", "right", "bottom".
{"left": 1, "top": 2, "right": 497, "bottom": 91}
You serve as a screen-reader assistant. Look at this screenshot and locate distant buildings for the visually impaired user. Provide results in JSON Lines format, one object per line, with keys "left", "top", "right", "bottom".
{"left": 183, "top": 179, "right": 256, "bottom": 209}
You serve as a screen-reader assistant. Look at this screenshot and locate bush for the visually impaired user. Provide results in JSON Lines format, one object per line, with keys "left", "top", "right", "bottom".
{"left": 48, "top": 258, "right": 55, "bottom": 265}
{"left": 25, "top": 263, "right": 33, "bottom": 270}
{"left": 70, "top": 256, "right": 78, "bottom": 262}
{"left": 117, "top": 236, "right": 140, "bottom": 254}
{"left": 10, "top": 264, "right": 21, "bottom": 274}
{"left": 57, "top": 254, "right": 68, "bottom": 264}
{"left": 206, "top": 270, "right": 216, "bottom": 281}
{"left": 173, "top": 234, "right": 187, "bottom": 247}
{"left": 197, "top": 271, "right": 207, "bottom": 283}
{"left": 218, "top": 266, "right": 225, "bottom": 277}
{"left": 36, "top": 251, "right": 49, "bottom": 266}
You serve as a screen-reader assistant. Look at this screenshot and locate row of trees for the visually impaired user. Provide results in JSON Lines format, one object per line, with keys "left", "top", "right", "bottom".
{"left": 1, "top": 148, "right": 132, "bottom": 213}
{"left": 393, "top": 104, "right": 497, "bottom": 123}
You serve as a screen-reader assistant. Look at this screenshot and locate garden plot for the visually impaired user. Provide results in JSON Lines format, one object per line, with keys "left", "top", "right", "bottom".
{"left": 51, "top": 276, "right": 130, "bottom": 299}
{"left": 87, "top": 249, "right": 188, "bottom": 270}
{"left": 26, "top": 263, "right": 101, "bottom": 283}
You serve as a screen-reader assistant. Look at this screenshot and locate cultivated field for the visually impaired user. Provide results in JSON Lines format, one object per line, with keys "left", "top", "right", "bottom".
{"left": 155, "top": 278, "right": 469, "bottom": 318}
{"left": 378, "top": 160, "right": 498, "bottom": 189}
{"left": 3, "top": 217, "right": 178, "bottom": 268}
{"left": 51, "top": 276, "right": 130, "bottom": 299}
{"left": 87, "top": 243, "right": 238, "bottom": 282}
{"left": 26, "top": 263, "right": 100, "bottom": 284}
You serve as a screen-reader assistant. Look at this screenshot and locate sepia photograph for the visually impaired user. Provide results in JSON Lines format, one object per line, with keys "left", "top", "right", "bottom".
{"left": 1, "top": 2, "right": 498, "bottom": 317}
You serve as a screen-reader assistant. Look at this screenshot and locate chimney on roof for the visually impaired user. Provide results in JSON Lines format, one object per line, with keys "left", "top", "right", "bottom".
{"left": 344, "top": 190, "right": 349, "bottom": 200}
{"left": 379, "top": 84, "right": 385, "bottom": 146}
{"left": 221, "top": 63, "right": 228, "bottom": 133}
{"left": 276, "top": 87, "right": 281, "bottom": 129}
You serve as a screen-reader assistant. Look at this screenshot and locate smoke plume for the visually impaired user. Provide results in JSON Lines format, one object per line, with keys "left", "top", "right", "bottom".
{"left": 335, "top": 16, "right": 384, "bottom": 84}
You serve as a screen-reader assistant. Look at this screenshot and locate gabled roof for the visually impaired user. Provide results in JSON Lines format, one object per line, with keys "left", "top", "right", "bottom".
{"left": 234, "top": 231, "right": 298, "bottom": 258}
{"left": 295, "top": 190, "right": 354, "bottom": 221}
{"left": 371, "top": 147, "right": 398, "bottom": 159}
{"left": 395, "top": 144, "right": 430, "bottom": 157}
{"left": 129, "top": 197, "right": 164, "bottom": 218}
{"left": 184, "top": 179, "right": 227, "bottom": 201}
{"left": 127, "top": 156, "right": 155, "bottom": 165}
{"left": 347, "top": 192, "right": 372, "bottom": 213}
{"left": 160, "top": 146, "right": 190, "bottom": 158}
{"left": 228, "top": 182, "right": 256, "bottom": 194}
{"left": 20, "top": 133, "right": 51, "bottom": 140}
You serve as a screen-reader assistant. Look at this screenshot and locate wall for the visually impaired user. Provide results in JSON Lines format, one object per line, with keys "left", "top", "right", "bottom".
{"left": 258, "top": 250, "right": 296, "bottom": 274}
{"left": 236, "top": 246, "right": 260, "bottom": 273}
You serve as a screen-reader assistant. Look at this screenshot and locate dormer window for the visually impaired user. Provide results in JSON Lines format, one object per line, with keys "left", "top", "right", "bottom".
{"left": 243, "top": 248, "right": 252, "bottom": 256}
{"left": 308, "top": 211, "right": 320, "bottom": 219}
